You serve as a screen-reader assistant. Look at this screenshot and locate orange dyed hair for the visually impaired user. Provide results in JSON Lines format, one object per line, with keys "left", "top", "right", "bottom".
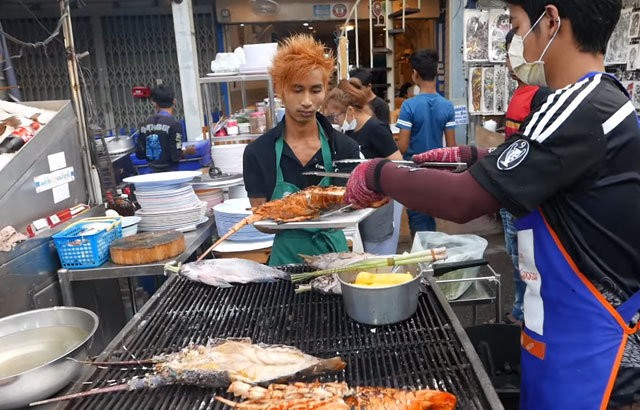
{"left": 270, "top": 34, "right": 335, "bottom": 96}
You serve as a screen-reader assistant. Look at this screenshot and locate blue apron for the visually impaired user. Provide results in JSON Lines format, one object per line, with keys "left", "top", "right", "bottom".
{"left": 267, "top": 124, "right": 348, "bottom": 266}
{"left": 517, "top": 209, "right": 640, "bottom": 410}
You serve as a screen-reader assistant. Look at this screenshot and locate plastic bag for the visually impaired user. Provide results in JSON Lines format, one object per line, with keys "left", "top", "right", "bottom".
{"left": 411, "top": 231, "right": 488, "bottom": 300}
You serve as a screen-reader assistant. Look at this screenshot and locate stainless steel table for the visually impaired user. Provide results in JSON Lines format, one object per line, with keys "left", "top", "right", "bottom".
{"left": 57, "top": 217, "right": 215, "bottom": 310}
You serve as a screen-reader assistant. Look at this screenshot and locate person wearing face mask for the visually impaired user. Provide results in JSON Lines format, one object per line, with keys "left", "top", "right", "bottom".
{"left": 395, "top": 49, "right": 457, "bottom": 237}
{"left": 341, "top": 1, "right": 640, "bottom": 409}
{"left": 242, "top": 35, "right": 360, "bottom": 266}
{"left": 324, "top": 79, "right": 402, "bottom": 255}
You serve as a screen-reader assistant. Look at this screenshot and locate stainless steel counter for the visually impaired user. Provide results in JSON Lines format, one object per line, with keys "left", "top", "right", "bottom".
{"left": 57, "top": 217, "right": 215, "bottom": 308}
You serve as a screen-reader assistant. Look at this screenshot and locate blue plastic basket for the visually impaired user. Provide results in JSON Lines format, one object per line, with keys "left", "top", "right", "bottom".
{"left": 52, "top": 217, "right": 123, "bottom": 269}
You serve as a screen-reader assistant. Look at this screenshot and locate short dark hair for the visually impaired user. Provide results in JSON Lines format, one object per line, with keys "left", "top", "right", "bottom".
{"left": 504, "top": 0, "right": 621, "bottom": 54}
{"left": 409, "top": 49, "right": 438, "bottom": 81}
{"left": 399, "top": 82, "right": 412, "bottom": 98}
{"left": 349, "top": 67, "right": 373, "bottom": 86}
{"left": 505, "top": 29, "right": 515, "bottom": 48}
{"left": 151, "top": 84, "right": 175, "bottom": 108}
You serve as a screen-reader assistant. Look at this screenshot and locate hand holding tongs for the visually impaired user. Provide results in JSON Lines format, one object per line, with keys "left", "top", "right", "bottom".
{"left": 302, "top": 158, "right": 467, "bottom": 179}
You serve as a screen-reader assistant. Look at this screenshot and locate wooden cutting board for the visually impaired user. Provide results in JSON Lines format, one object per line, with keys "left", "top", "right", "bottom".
{"left": 110, "top": 230, "right": 186, "bottom": 265}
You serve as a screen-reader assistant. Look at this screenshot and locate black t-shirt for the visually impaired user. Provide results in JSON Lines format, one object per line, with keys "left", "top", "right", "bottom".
{"left": 135, "top": 113, "right": 182, "bottom": 172}
{"left": 470, "top": 73, "right": 640, "bottom": 404}
{"left": 243, "top": 113, "right": 360, "bottom": 199}
{"left": 347, "top": 117, "right": 398, "bottom": 159}
{"left": 369, "top": 96, "right": 390, "bottom": 124}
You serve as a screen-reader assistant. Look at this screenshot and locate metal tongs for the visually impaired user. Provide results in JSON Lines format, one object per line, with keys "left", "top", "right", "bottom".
{"left": 302, "top": 159, "right": 467, "bottom": 179}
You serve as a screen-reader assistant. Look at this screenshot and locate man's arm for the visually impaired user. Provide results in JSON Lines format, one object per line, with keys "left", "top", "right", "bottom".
{"left": 249, "top": 197, "right": 267, "bottom": 207}
{"left": 444, "top": 128, "right": 457, "bottom": 147}
{"left": 135, "top": 131, "right": 146, "bottom": 159}
{"left": 170, "top": 124, "right": 183, "bottom": 162}
{"left": 397, "top": 129, "right": 411, "bottom": 154}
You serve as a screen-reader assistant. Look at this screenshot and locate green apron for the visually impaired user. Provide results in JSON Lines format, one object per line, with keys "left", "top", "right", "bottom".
{"left": 268, "top": 124, "right": 348, "bottom": 266}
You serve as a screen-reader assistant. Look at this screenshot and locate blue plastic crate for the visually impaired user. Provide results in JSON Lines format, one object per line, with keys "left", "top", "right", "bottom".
{"left": 52, "top": 217, "right": 122, "bottom": 269}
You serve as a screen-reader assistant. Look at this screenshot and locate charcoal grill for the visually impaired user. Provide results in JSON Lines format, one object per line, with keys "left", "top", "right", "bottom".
{"left": 58, "top": 265, "right": 503, "bottom": 410}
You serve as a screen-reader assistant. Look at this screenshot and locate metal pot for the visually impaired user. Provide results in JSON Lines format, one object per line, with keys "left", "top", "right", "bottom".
{"left": 338, "top": 259, "right": 488, "bottom": 326}
{"left": 0, "top": 307, "right": 99, "bottom": 409}
{"left": 338, "top": 264, "right": 423, "bottom": 326}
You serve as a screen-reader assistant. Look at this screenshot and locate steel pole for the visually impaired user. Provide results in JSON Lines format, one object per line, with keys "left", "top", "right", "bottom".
{"left": 59, "top": 0, "right": 100, "bottom": 204}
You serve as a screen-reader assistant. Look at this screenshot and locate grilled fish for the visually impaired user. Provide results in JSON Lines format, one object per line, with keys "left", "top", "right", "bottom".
{"left": 165, "top": 259, "right": 288, "bottom": 288}
{"left": 217, "top": 380, "right": 458, "bottom": 410}
{"left": 298, "top": 252, "right": 376, "bottom": 295}
{"left": 308, "top": 274, "right": 342, "bottom": 295}
{"left": 300, "top": 252, "right": 375, "bottom": 271}
{"left": 30, "top": 339, "right": 346, "bottom": 407}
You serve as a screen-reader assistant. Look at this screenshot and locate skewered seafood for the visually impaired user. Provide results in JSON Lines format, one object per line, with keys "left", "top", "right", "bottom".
{"left": 296, "top": 252, "right": 377, "bottom": 295}
{"left": 300, "top": 252, "right": 375, "bottom": 271}
{"left": 165, "top": 258, "right": 288, "bottom": 287}
{"left": 216, "top": 380, "right": 458, "bottom": 410}
{"left": 198, "top": 186, "right": 365, "bottom": 260}
{"left": 30, "top": 339, "right": 345, "bottom": 407}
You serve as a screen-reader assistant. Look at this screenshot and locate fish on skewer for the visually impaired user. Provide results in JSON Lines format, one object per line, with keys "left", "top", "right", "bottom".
{"left": 165, "top": 258, "right": 288, "bottom": 288}
{"left": 300, "top": 252, "right": 375, "bottom": 271}
{"left": 196, "top": 186, "right": 388, "bottom": 260}
{"left": 216, "top": 380, "right": 458, "bottom": 410}
{"left": 296, "top": 252, "right": 377, "bottom": 295}
{"left": 30, "top": 339, "right": 345, "bottom": 407}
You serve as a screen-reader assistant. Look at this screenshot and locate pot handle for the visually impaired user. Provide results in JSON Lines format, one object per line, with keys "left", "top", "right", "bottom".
{"left": 431, "top": 258, "right": 488, "bottom": 277}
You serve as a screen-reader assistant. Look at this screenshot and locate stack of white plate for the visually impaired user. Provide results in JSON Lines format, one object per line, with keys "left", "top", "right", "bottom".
{"left": 213, "top": 198, "right": 274, "bottom": 242}
{"left": 211, "top": 144, "right": 246, "bottom": 174}
{"left": 194, "top": 187, "right": 225, "bottom": 210}
{"left": 123, "top": 171, "right": 208, "bottom": 233}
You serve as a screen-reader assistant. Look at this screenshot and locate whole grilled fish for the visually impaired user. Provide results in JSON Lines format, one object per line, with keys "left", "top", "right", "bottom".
{"left": 165, "top": 259, "right": 289, "bottom": 288}
{"left": 31, "top": 339, "right": 346, "bottom": 407}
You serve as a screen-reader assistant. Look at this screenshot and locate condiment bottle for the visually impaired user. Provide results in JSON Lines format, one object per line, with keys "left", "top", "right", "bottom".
{"left": 0, "top": 120, "right": 41, "bottom": 153}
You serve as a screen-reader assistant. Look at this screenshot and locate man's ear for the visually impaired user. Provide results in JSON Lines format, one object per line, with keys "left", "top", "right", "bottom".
{"left": 544, "top": 5, "right": 561, "bottom": 39}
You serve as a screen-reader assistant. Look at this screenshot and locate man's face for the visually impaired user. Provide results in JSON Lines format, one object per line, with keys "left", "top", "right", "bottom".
{"left": 509, "top": 5, "right": 546, "bottom": 64}
{"left": 281, "top": 68, "right": 326, "bottom": 124}
{"left": 505, "top": 47, "right": 518, "bottom": 81}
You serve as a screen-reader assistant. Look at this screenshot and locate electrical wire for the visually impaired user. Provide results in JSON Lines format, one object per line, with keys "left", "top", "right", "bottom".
{"left": 0, "top": 13, "right": 67, "bottom": 50}
{"left": 15, "top": 0, "right": 64, "bottom": 44}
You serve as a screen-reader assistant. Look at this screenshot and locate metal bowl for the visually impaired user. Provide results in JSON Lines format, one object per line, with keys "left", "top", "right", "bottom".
{"left": 104, "top": 135, "right": 134, "bottom": 155}
{"left": 337, "top": 264, "right": 422, "bottom": 326}
{"left": 0, "top": 307, "right": 99, "bottom": 409}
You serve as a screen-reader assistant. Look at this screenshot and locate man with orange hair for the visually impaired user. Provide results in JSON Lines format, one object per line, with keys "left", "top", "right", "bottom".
{"left": 243, "top": 34, "right": 360, "bottom": 266}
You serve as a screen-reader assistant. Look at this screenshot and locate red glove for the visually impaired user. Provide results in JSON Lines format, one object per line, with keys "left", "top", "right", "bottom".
{"left": 344, "top": 161, "right": 387, "bottom": 209}
{"left": 412, "top": 147, "right": 462, "bottom": 164}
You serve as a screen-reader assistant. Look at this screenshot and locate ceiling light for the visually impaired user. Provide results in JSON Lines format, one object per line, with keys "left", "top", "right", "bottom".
{"left": 343, "top": 24, "right": 354, "bottom": 31}
{"left": 303, "top": 22, "right": 309, "bottom": 27}
{"left": 240, "top": 23, "right": 245, "bottom": 27}
{"left": 308, "top": 26, "right": 314, "bottom": 30}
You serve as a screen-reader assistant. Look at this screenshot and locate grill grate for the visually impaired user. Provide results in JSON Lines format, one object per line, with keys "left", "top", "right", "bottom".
{"left": 62, "top": 270, "right": 499, "bottom": 410}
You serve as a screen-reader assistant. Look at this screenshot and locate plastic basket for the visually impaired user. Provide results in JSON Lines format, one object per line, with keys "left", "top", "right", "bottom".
{"left": 52, "top": 217, "right": 123, "bottom": 269}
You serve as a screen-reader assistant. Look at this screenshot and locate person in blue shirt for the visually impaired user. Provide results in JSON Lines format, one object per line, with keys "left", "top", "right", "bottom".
{"left": 396, "top": 49, "right": 457, "bottom": 235}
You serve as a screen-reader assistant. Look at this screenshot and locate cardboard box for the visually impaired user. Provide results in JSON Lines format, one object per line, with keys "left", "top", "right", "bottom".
{"left": 475, "top": 125, "right": 505, "bottom": 149}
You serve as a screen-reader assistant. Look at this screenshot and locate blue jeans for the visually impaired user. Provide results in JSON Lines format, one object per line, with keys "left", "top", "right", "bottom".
{"left": 406, "top": 209, "right": 436, "bottom": 237}
{"left": 500, "top": 208, "right": 525, "bottom": 321}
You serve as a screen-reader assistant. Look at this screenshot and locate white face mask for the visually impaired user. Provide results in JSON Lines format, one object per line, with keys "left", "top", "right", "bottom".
{"left": 508, "top": 11, "right": 561, "bottom": 87}
{"left": 340, "top": 111, "right": 357, "bottom": 132}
